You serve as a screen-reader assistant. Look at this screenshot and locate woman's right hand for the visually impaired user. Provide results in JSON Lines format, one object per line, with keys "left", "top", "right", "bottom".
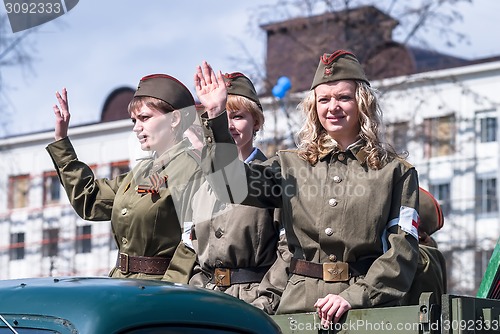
{"left": 53, "top": 88, "right": 70, "bottom": 141}
{"left": 194, "top": 61, "right": 227, "bottom": 119}
{"left": 314, "top": 293, "right": 352, "bottom": 328}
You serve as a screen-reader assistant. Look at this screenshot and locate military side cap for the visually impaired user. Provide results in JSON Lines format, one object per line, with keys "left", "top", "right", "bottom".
{"left": 419, "top": 187, "right": 445, "bottom": 236}
{"left": 311, "top": 50, "right": 369, "bottom": 90}
{"left": 134, "top": 74, "right": 195, "bottom": 110}
{"left": 223, "top": 72, "right": 262, "bottom": 110}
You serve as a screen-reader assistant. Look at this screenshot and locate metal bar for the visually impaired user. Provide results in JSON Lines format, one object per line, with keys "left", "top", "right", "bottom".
{"left": 0, "top": 314, "right": 19, "bottom": 334}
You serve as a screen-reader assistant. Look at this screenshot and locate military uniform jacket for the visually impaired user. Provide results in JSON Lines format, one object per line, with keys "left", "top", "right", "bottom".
{"left": 189, "top": 148, "right": 289, "bottom": 314}
{"left": 201, "top": 112, "right": 419, "bottom": 314}
{"left": 46, "top": 137, "right": 203, "bottom": 282}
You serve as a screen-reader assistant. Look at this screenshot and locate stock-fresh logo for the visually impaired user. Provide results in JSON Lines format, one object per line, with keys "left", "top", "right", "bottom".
{"left": 4, "top": 0, "right": 79, "bottom": 33}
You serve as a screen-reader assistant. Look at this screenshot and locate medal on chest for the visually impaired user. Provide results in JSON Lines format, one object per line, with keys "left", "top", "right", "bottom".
{"left": 136, "top": 172, "right": 168, "bottom": 194}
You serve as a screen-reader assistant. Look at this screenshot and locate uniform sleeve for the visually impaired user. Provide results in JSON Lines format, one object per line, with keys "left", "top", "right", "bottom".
{"left": 188, "top": 262, "right": 208, "bottom": 287}
{"left": 46, "top": 137, "right": 122, "bottom": 221}
{"left": 251, "top": 215, "right": 292, "bottom": 314}
{"left": 163, "top": 156, "right": 205, "bottom": 283}
{"left": 404, "top": 244, "right": 447, "bottom": 305}
{"left": 201, "top": 112, "right": 282, "bottom": 209}
{"left": 339, "top": 167, "right": 420, "bottom": 308}
{"left": 186, "top": 221, "right": 207, "bottom": 287}
{"left": 176, "top": 167, "right": 205, "bottom": 225}
{"left": 162, "top": 242, "right": 197, "bottom": 284}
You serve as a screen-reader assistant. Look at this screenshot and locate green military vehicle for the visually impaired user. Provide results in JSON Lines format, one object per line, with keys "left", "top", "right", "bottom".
{"left": 0, "top": 276, "right": 281, "bottom": 333}
{"left": 271, "top": 238, "right": 500, "bottom": 334}
{"left": 0, "top": 240, "right": 497, "bottom": 333}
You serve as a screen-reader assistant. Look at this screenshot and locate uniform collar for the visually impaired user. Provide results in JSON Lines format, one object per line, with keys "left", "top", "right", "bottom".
{"left": 320, "top": 137, "right": 368, "bottom": 163}
{"left": 148, "top": 138, "right": 192, "bottom": 174}
{"left": 244, "top": 147, "right": 267, "bottom": 164}
{"left": 347, "top": 138, "right": 368, "bottom": 162}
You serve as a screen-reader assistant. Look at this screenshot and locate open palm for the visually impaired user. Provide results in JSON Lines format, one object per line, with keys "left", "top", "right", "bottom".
{"left": 194, "top": 61, "right": 227, "bottom": 118}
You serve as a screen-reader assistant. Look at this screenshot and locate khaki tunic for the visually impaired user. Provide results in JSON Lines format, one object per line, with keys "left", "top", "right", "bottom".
{"left": 46, "top": 137, "right": 203, "bottom": 282}
{"left": 189, "top": 148, "right": 290, "bottom": 314}
{"left": 201, "top": 112, "right": 419, "bottom": 314}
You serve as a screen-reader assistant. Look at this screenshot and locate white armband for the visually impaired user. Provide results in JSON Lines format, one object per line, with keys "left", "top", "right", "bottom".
{"left": 182, "top": 221, "right": 194, "bottom": 250}
{"left": 382, "top": 206, "right": 419, "bottom": 252}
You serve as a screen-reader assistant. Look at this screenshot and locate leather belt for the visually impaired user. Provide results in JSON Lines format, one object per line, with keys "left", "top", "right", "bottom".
{"left": 290, "top": 257, "right": 375, "bottom": 282}
{"left": 210, "top": 267, "right": 270, "bottom": 287}
{"left": 116, "top": 253, "right": 171, "bottom": 275}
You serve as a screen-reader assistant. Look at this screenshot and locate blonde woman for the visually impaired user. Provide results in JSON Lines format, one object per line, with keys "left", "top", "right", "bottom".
{"left": 189, "top": 72, "right": 288, "bottom": 315}
{"left": 194, "top": 51, "right": 419, "bottom": 327}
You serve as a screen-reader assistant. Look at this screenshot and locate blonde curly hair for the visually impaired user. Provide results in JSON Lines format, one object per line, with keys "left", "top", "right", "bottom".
{"left": 296, "top": 80, "right": 393, "bottom": 169}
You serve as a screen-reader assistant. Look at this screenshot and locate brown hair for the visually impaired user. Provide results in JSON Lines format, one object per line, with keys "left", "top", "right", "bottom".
{"left": 128, "top": 96, "right": 175, "bottom": 115}
{"left": 128, "top": 96, "right": 194, "bottom": 141}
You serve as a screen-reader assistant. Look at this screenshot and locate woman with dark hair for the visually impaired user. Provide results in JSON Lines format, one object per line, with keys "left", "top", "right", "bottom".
{"left": 46, "top": 74, "right": 202, "bottom": 283}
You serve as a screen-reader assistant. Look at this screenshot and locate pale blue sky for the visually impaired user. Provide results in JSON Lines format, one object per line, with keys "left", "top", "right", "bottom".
{"left": 2, "top": 0, "right": 499, "bottom": 137}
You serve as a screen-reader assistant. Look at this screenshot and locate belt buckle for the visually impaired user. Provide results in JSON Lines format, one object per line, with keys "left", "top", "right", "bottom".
{"left": 119, "top": 253, "right": 129, "bottom": 274}
{"left": 214, "top": 268, "right": 231, "bottom": 287}
{"left": 323, "top": 262, "right": 349, "bottom": 282}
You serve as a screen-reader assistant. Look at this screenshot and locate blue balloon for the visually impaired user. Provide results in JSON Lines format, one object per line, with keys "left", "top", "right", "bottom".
{"left": 277, "top": 76, "right": 292, "bottom": 91}
{"left": 272, "top": 85, "right": 286, "bottom": 99}
{"left": 272, "top": 76, "right": 292, "bottom": 99}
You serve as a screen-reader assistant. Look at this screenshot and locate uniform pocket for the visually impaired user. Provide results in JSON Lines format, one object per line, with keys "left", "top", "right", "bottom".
{"left": 277, "top": 274, "right": 308, "bottom": 313}
{"left": 288, "top": 273, "right": 306, "bottom": 285}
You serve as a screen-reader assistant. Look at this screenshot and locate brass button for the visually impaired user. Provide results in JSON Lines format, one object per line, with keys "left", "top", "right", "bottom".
{"left": 329, "top": 254, "right": 337, "bottom": 262}
{"left": 215, "top": 228, "right": 223, "bottom": 239}
{"left": 328, "top": 198, "right": 338, "bottom": 207}
{"left": 204, "top": 120, "right": 209, "bottom": 127}
{"left": 121, "top": 208, "right": 128, "bottom": 215}
{"left": 206, "top": 137, "right": 212, "bottom": 143}
{"left": 121, "top": 237, "right": 128, "bottom": 244}
{"left": 338, "top": 153, "right": 345, "bottom": 161}
{"left": 333, "top": 175, "right": 342, "bottom": 183}
{"left": 325, "top": 227, "right": 333, "bottom": 236}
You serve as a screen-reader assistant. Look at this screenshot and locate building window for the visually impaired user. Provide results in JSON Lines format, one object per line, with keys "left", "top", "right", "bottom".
{"left": 9, "top": 232, "right": 25, "bottom": 260}
{"left": 423, "top": 115, "right": 455, "bottom": 158}
{"left": 386, "top": 121, "right": 409, "bottom": 154}
{"left": 76, "top": 225, "right": 92, "bottom": 254}
{"left": 8, "top": 174, "right": 30, "bottom": 209}
{"left": 475, "top": 249, "right": 494, "bottom": 291}
{"left": 476, "top": 178, "right": 498, "bottom": 214}
{"left": 43, "top": 171, "right": 60, "bottom": 205}
{"left": 110, "top": 160, "right": 130, "bottom": 179}
{"left": 42, "top": 228, "right": 59, "bottom": 257}
{"left": 476, "top": 110, "right": 497, "bottom": 143}
{"left": 430, "top": 183, "right": 451, "bottom": 216}
{"left": 480, "top": 117, "right": 497, "bottom": 143}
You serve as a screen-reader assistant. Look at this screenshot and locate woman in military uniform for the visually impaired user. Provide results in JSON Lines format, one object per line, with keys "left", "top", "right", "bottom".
{"left": 188, "top": 72, "right": 289, "bottom": 315}
{"left": 194, "top": 51, "right": 419, "bottom": 326}
{"left": 46, "top": 74, "right": 203, "bottom": 283}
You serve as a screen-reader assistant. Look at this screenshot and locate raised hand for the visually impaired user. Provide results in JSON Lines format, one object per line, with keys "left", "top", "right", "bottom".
{"left": 194, "top": 61, "right": 227, "bottom": 119}
{"left": 53, "top": 88, "right": 70, "bottom": 141}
